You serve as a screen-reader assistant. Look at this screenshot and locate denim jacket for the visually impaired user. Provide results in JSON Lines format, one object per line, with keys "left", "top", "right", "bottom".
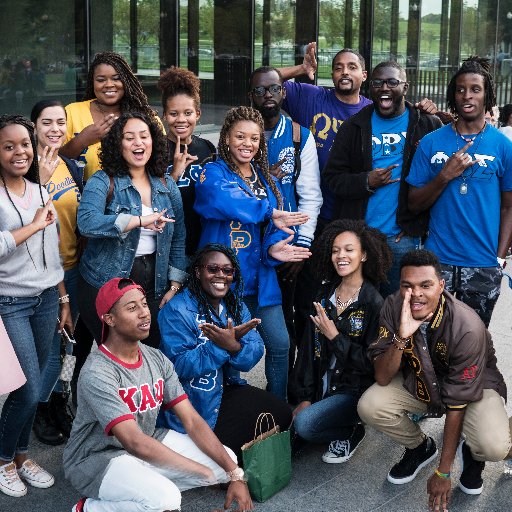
{"left": 77, "top": 170, "right": 187, "bottom": 297}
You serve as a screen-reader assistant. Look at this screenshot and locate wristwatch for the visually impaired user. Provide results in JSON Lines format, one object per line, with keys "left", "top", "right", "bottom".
{"left": 227, "top": 466, "right": 245, "bottom": 482}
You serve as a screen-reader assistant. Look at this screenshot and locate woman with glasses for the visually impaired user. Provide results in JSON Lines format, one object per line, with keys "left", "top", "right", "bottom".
{"left": 158, "top": 244, "right": 292, "bottom": 459}
{"left": 194, "top": 106, "right": 311, "bottom": 401}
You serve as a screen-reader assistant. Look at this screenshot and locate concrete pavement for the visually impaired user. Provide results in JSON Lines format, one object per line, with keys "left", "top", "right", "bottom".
{"left": 1, "top": 278, "right": 512, "bottom": 511}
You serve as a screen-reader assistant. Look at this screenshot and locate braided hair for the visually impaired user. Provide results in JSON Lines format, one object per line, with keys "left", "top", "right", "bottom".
{"left": 0, "top": 114, "right": 47, "bottom": 268}
{"left": 158, "top": 66, "right": 201, "bottom": 111}
{"left": 218, "top": 106, "right": 282, "bottom": 208}
{"left": 185, "top": 244, "right": 245, "bottom": 326}
{"left": 446, "top": 56, "right": 496, "bottom": 115}
{"left": 312, "top": 219, "right": 392, "bottom": 287}
{"left": 84, "top": 52, "right": 157, "bottom": 120}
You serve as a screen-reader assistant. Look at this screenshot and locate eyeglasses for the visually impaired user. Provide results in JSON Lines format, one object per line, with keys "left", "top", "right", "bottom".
{"left": 200, "top": 264, "right": 236, "bottom": 276}
{"left": 369, "top": 78, "right": 406, "bottom": 88}
{"left": 250, "top": 84, "right": 283, "bottom": 97}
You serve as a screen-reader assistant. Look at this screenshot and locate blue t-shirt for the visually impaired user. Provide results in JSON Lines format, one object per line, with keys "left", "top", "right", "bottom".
{"left": 407, "top": 123, "right": 512, "bottom": 266}
{"left": 365, "top": 109, "right": 409, "bottom": 236}
{"left": 283, "top": 81, "right": 372, "bottom": 219}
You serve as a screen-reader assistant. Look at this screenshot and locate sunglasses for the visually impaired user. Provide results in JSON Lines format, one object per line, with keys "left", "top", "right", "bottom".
{"left": 250, "top": 84, "right": 282, "bottom": 97}
{"left": 200, "top": 264, "right": 236, "bottom": 276}
{"left": 369, "top": 78, "right": 406, "bottom": 88}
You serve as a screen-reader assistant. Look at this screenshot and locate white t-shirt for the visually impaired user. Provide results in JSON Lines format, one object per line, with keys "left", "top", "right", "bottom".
{"left": 135, "top": 203, "right": 157, "bottom": 256}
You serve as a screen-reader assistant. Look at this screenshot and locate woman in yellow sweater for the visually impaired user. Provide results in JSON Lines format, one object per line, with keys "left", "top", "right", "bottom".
{"left": 60, "top": 52, "right": 161, "bottom": 181}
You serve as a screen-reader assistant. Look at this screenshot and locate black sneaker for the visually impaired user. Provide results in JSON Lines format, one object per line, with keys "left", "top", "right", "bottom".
{"left": 387, "top": 436, "right": 438, "bottom": 484}
{"left": 33, "top": 403, "right": 66, "bottom": 446}
{"left": 457, "top": 440, "right": 484, "bottom": 495}
{"left": 322, "top": 424, "right": 366, "bottom": 464}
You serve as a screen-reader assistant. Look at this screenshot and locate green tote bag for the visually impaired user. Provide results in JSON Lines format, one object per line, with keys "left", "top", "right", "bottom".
{"left": 241, "top": 412, "right": 291, "bottom": 502}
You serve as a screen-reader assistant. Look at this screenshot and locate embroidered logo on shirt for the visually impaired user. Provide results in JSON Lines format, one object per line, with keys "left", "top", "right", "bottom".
{"left": 230, "top": 221, "right": 252, "bottom": 252}
{"left": 460, "top": 365, "right": 478, "bottom": 381}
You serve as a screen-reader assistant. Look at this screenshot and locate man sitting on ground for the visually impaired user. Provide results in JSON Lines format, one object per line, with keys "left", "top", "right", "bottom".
{"left": 63, "top": 277, "right": 252, "bottom": 512}
{"left": 358, "top": 249, "right": 511, "bottom": 512}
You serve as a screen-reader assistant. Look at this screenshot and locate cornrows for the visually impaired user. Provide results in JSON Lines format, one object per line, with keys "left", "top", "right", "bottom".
{"left": 84, "top": 52, "right": 158, "bottom": 121}
{"left": 185, "top": 244, "right": 245, "bottom": 326}
{"left": 0, "top": 114, "right": 47, "bottom": 269}
{"left": 218, "top": 106, "right": 283, "bottom": 209}
{"left": 158, "top": 66, "right": 201, "bottom": 111}
{"left": 446, "top": 56, "right": 497, "bottom": 116}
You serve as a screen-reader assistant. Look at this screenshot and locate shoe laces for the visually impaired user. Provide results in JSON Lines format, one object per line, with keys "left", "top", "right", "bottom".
{"left": 1, "top": 463, "right": 22, "bottom": 485}
{"left": 329, "top": 439, "right": 350, "bottom": 456}
{"left": 20, "top": 460, "right": 45, "bottom": 477}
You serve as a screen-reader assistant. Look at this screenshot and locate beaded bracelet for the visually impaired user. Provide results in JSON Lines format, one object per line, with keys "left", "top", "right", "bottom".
{"left": 393, "top": 333, "right": 411, "bottom": 345}
{"left": 434, "top": 469, "right": 450, "bottom": 479}
{"left": 59, "top": 294, "right": 70, "bottom": 304}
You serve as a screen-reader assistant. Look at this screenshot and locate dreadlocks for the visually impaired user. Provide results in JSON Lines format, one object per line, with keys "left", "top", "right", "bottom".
{"left": 0, "top": 114, "right": 47, "bottom": 268}
{"left": 446, "top": 56, "right": 496, "bottom": 115}
{"left": 312, "top": 219, "right": 392, "bottom": 287}
{"left": 185, "top": 244, "right": 245, "bottom": 326}
{"left": 84, "top": 52, "right": 157, "bottom": 121}
{"left": 158, "top": 66, "right": 201, "bottom": 111}
{"left": 218, "top": 106, "right": 283, "bottom": 209}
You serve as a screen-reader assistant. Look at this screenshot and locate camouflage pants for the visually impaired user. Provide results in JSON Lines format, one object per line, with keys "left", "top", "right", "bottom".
{"left": 439, "top": 264, "right": 503, "bottom": 328}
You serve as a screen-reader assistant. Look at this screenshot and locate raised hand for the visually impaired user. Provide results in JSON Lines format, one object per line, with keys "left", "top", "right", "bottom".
{"left": 415, "top": 98, "right": 438, "bottom": 115}
{"left": 32, "top": 199, "right": 56, "bottom": 231}
{"left": 234, "top": 318, "right": 261, "bottom": 340}
{"left": 80, "top": 113, "right": 117, "bottom": 146}
{"left": 268, "top": 235, "right": 311, "bottom": 262}
{"left": 439, "top": 140, "right": 475, "bottom": 182}
{"left": 302, "top": 42, "right": 318, "bottom": 80}
{"left": 368, "top": 164, "right": 400, "bottom": 189}
{"left": 170, "top": 135, "right": 198, "bottom": 181}
{"left": 271, "top": 209, "right": 309, "bottom": 235}
{"left": 398, "top": 288, "right": 433, "bottom": 339}
{"left": 199, "top": 319, "right": 241, "bottom": 353}
{"left": 310, "top": 301, "right": 339, "bottom": 341}
{"left": 269, "top": 157, "right": 287, "bottom": 180}
{"left": 38, "top": 146, "right": 60, "bottom": 185}
{"left": 140, "top": 208, "right": 175, "bottom": 233}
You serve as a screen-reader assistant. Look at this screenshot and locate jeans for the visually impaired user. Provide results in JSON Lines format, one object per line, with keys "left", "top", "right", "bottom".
{"left": 293, "top": 393, "right": 361, "bottom": 443}
{"left": 39, "top": 266, "right": 79, "bottom": 401}
{"left": 244, "top": 296, "right": 289, "bottom": 401}
{"left": 0, "top": 286, "right": 59, "bottom": 461}
{"left": 380, "top": 235, "right": 421, "bottom": 298}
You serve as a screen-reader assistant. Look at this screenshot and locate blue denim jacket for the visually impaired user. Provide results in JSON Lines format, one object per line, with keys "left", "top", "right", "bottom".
{"left": 77, "top": 170, "right": 187, "bottom": 297}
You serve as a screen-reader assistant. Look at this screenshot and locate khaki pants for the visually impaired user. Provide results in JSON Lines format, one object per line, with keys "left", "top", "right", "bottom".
{"left": 357, "top": 375, "right": 512, "bottom": 462}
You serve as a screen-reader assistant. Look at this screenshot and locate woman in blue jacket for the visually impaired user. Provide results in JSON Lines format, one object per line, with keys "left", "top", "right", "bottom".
{"left": 194, "top": 106, "right": 311, "bottom": 400}
{"left": 77, "top": 112, "right": 187, "bottom": 348}
{"left": 158, "top": 244, "right": 292, "bottom": 458}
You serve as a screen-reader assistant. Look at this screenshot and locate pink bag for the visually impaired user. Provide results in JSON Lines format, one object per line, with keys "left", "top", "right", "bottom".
{"left": 0, "top": 316, "right": 26, "bottom": 395}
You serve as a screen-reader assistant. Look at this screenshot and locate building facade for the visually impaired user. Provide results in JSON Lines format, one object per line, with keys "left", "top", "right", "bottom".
{"left": 1, "top": 0, "right": 512, "bottom": 124}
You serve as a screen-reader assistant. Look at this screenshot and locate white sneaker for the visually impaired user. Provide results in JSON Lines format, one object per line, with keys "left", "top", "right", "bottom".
{"left": 0, "top": 462, "right": 27, "bottom": 497}
{"left": 17, "top": 459, "right": 55, "bottom": 489}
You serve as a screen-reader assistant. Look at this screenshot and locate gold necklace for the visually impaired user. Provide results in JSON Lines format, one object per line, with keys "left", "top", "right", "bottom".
{"left": 335, "top": 285, "right": 362, "bottom": 311}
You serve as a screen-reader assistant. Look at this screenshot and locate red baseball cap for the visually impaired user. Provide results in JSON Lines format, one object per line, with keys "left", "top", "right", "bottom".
{"left": 96, "top": 278, "right": 145, "bottom": 343}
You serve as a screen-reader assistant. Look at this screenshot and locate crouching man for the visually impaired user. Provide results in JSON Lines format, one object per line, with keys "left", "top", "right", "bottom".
{"left": 358, "top": 249, "right": 511, "bottom": 511}
{"left": 64, "top": 278, "right": 252, "bottom": 512}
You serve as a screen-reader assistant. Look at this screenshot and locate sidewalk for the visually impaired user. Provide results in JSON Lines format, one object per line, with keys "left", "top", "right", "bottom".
{"left": 1, "top": 279, "right": 511, "bottom": 512}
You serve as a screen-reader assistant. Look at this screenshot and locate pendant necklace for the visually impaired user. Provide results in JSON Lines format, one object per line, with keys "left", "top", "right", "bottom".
{"left": 453, "top": 120, "right": 486, "bottom": 195}
{"left": 336, "top": 285, "right": 362, "bottom": 312}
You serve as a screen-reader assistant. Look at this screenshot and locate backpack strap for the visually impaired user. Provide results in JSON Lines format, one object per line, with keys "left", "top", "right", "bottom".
{"left": 292, "top": 121, "right": 302, "bottom": 183}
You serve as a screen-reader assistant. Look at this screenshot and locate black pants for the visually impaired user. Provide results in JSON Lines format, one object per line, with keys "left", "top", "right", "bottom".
{"left": 213, "top": 384, "right": 293, "bottom": 462}
{"left": 76, "top": 253, "right": 162, "bottom": 348}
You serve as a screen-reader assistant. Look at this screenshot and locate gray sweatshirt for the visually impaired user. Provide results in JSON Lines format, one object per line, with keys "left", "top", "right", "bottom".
{"left": 0, "top": 180, "right": 63, "bottom": 297}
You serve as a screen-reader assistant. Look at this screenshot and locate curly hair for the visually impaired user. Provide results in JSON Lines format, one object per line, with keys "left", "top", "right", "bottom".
{"left": 399, "top": 249, "right": 442, "bottom": 279}
{"left": 99, "top": 112, "right": 168, "bottom": 177}
{"left": 312, "top": 219, "right": 392, "bottom": 286}
{"left": 0, "top": 114, "right": 47, "bottom": 268}
{"left": 84, "top": 52, "right": 157, "bottom": 121}
{"left": 158, "top": 66, "right": 201, "bottom": 111}
{"left": 218, "top": 106, "right": 282, "bottom": 208}
{"left": 185, "top": 244, "right": 245, "bottom": 325}
{"left": 446, "top": 56, "right": 496, "bottom": 115}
